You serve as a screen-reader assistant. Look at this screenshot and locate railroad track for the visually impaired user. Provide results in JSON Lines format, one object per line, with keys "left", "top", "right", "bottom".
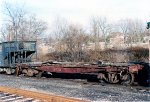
{"left": 0, "top": 91, "right": 40, "bottom": 102}
{"left": 0, "top": 86, "right": 85, "bottom": 102}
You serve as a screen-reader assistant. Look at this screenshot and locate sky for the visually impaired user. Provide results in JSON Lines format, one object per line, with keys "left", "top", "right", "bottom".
{"left": 0, "top": 0, "right": 150, "bottom": 27}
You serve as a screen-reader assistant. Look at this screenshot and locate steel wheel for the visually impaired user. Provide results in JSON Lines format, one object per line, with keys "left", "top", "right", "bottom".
{"left": 107, "top": 73, "right": 119, "bottom": 84}
{"left": 6, "top": 69, "right": 11, "bottom": 75}
{"left": 35, "top": 71, "right": 43, "bottom": 78}
{"left": 26, "top": 69, "right": 34, "bottom": 77}
{"left": 121, "top": 73, "right": 134, "bottom": 85}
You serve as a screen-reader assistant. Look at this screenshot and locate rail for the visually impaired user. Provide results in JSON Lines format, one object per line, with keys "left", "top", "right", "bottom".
{"left": 0, "top": 86, "right": 86, "bottom": 102}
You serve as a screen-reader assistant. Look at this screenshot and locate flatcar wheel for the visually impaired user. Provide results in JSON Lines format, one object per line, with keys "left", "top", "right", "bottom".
{"left": 6, "top": 69, "right": 11, "bottom": 75}
{"left": 108, "top": 73, "right": 119, "bottom": 84}
{"left": 121, "top": 73, "right": 134, "bottom": 85}
{"left": 35, "top": 71, "right": 43, "bottom": 78}
{"left": 26, "top": 69, "right": 34, "bottom": 77}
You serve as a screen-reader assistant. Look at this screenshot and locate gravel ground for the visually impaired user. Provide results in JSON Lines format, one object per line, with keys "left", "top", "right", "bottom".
{"left": 0, "top": 74, "right": 149, "bottom": 102}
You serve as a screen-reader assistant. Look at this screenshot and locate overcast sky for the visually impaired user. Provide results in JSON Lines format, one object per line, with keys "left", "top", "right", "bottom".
{"left": 0, "top": 0, "right": 150, "bottom": 27}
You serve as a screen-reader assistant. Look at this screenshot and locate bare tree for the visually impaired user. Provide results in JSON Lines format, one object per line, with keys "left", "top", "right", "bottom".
{"left": 0, "top": 24, "right": 8, "bottom": 41}
{"left": 128, "top": 20, "right": 144, "bottom": 45}
{"left": 90, "top": 16, "right": 112, "bottom": 49}
{"left": 1, "top": 2, "right": 47, "bottom": 42}
{"left": 128, "top": 19, "right": 144, "bottom": 43}
{"left": 62, "top": 24, "right": 89, "bottom": 61}
{"left": 51, "top": 17, "right": 68, "bottom": 52}
{"left": 117, "top": 19, "right": 145, "bottom": 47}
{"left": 118, "top": 19, "right": 130, "bottom": 45}
{"left": 97, "top": 17, "right": 111, "bottom": 48}
{"left": 51, "top": 19, "right": 89, "bottom": 61}
{"left": 90, "top": 17, "right": 100, "bottom": 50}
{"left": 17, "top": 15, "right": 47, "bottom": 41}
{"left": 1, "top": 2, "right": 26, "bottom": 41}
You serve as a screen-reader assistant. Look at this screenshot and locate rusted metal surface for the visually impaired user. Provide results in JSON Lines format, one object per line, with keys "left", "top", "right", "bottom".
{"left": 19, "top": 62, "right": 143, "bottom": 74}
{"left": 128, "top": 64, "right": 143, "bottom": 73}
{"left": 16, "top": 62, "right": 143, "bottom": 85}
{"left": 37, "top": 65, "right": 101, "bottom": 74}
{"left": 18, "top": 63, "right": 143, "bottom": 75}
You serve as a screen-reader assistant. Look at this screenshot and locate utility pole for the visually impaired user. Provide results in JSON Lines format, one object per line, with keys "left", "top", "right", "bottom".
{"left": 149, "top": 40, "right": 150, "bottom": 63}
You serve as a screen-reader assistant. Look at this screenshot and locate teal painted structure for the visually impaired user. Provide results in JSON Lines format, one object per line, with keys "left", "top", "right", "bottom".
{"left": 0, "top": 41, "right": 36, "bottom": 67}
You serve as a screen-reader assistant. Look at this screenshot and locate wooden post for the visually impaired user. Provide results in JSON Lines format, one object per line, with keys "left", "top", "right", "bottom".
{"left": 16, "top": 64, "right": 20, "bottom": 76}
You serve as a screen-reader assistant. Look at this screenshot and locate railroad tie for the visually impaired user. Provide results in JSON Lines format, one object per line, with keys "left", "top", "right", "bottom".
{"left": 0, "top": 86, "right": 86, "bottom": 102}
{"left": 0, "top": 91, "right": 42, "bottom": 102}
